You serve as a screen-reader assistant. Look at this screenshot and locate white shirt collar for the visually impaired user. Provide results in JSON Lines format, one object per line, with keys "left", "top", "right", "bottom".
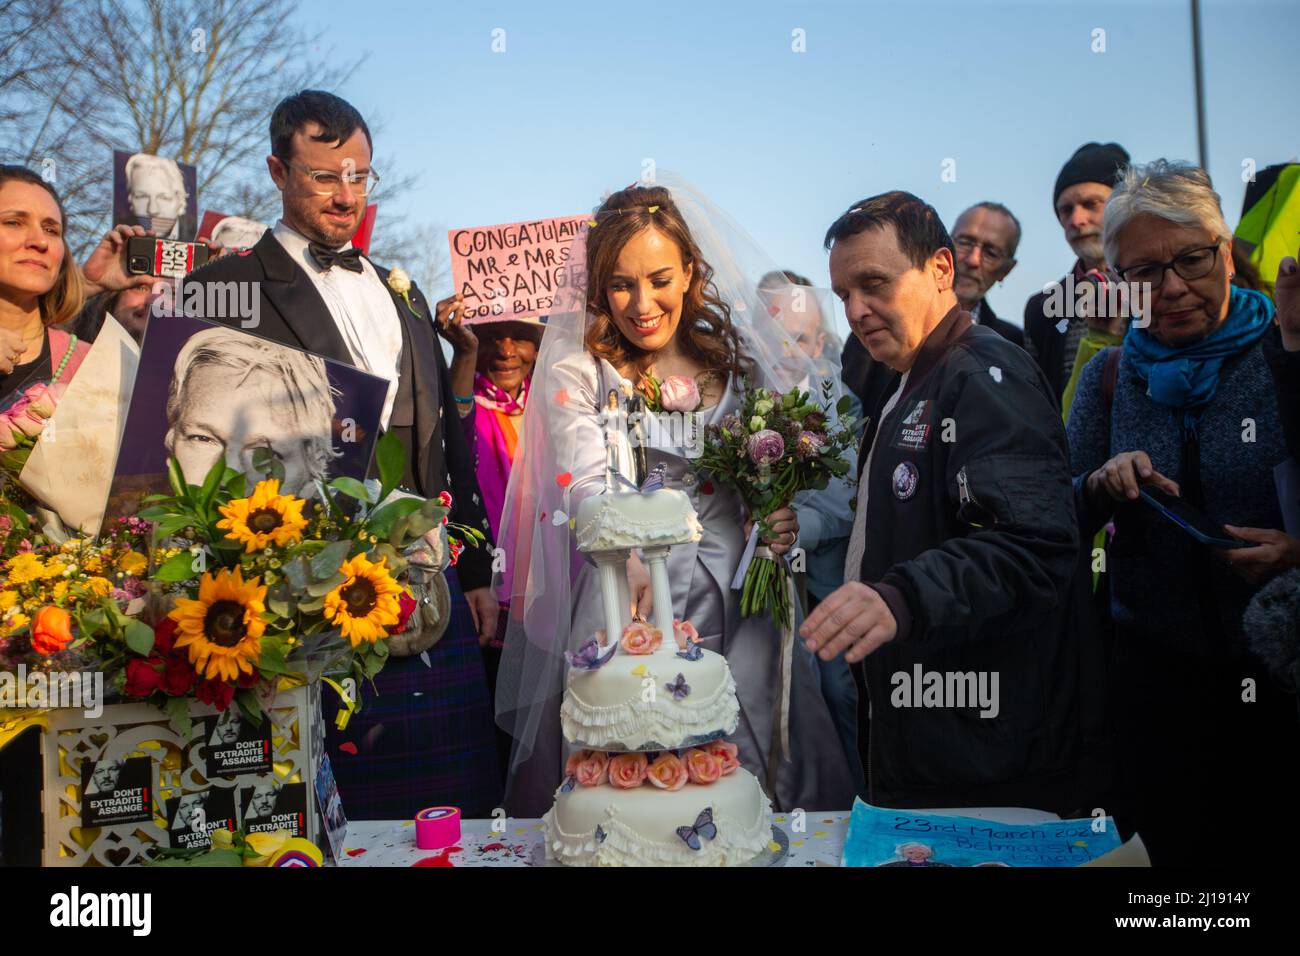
{"left": 272, "top": 219, "right": 352, "bottom": 276}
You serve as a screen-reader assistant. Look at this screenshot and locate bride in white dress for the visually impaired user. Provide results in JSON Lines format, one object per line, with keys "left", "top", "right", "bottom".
{"left": 495, "top": 178, "right": 858, "bottom": 817}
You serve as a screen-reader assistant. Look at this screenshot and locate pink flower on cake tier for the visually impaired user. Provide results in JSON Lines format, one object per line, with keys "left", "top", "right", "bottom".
{"left": 683, "top": 748, "right": 723, "bottom": 785}
{"left": 564, "top": 749, "right": 610, "bottom": 787}
{"left": 705, "top": 740, "right": 740, "bottom": 775}
{"left": 671, "top": 619, "right": 700, "bottom": 651}
{"left": 659, "top": 375, "right": 701, "bottom": 412}
{"left": 620, "top": 621, "right": 662, "bottom": 655}
{"left": 646, "top": 752, "right": 689, "bottom": 791}
{"left": 608, "top": 752, "right": 649, "bottom": 789}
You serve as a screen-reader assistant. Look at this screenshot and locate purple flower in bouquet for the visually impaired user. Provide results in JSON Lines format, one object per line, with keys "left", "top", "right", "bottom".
{"left": 721, "top": 414, "right": 745, "bottom": 439}
{"left": 747, "top": 429, "right": 785, "bottom": 466}
{"left": 794, "top": 431, "right": 825, "bottom": 459}
{"left": 802, "top": 410, "right": 828, "bottom": 433}
{"left": 659, "top": 375, "right": 701, "bottom": 412}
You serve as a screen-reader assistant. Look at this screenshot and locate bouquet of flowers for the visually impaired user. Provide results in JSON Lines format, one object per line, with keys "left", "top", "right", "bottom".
{"left": 0, "top": 381, "right": 63, "bottom": 476}
{"left": 120, "top": 432, "right": 484, "bottom": 730}
{"left": 696, "top": 381, "right": 857, "bottom": 629}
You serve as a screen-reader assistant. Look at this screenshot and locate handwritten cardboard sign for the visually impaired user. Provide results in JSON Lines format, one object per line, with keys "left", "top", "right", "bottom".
{"left": 448, "top": 215, "right": 588, "bottom": 322}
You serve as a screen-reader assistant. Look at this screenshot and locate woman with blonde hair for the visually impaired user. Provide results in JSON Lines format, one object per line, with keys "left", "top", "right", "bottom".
{"left": 0, "top": 165, "right": 90, "bottom": 398}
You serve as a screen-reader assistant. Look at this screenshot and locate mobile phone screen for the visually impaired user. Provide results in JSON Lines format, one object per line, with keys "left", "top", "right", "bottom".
{"left": 1138, "top": 487, "right": 1248, "bottom": 549}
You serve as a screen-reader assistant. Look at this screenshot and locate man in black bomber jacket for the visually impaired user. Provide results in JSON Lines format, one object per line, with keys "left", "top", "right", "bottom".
{"left": 805, "top": 191, "right": 1109, "bottom": 815}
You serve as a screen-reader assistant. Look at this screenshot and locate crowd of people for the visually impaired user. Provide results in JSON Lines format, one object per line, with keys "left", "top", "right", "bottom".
{"left": 2, "top": 88, "right": 1297, "bottom": 867}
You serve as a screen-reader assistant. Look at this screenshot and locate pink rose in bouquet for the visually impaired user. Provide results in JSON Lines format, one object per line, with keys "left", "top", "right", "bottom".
{"left": 564, "top": 749, "right": 610, "bottom": 787}
{"left": 646, "top": 752, "right": 689, "bottom": 791}
{"left": 683, "top": 747, "right": 723, "bottom": 785}
{"left": 747, "top": 429, "right": 785, "bottom": 466}
{"left": 659, "top": 375, "right": 701, "bottom": 412}
{"left": 705, "top": 740, "right": 740, "bottom": 775}
{"left": 608, "top": 752, "right": 649, "bottom": 789}
{"left": 620, "top": 621, "right": 662, "bottom": 655}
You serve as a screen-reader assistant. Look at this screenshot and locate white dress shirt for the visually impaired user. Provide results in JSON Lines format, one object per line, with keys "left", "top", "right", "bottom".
{"left": 272, "top": 220, "right": 404, "bottom": 428}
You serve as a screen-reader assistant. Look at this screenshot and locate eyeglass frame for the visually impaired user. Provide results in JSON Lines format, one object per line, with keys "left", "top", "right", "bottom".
{"left": 1113, "top": 239, "right": 1224, "bottom": 288}
{"left": 952, "top": 234, "right": 1012, "bottom": 266}
{"left": 280, "top": 159, "right": 380, "bottom": 197}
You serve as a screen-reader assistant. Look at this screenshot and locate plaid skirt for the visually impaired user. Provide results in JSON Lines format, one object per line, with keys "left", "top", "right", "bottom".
{"left": 324, "top": 567, "right": 504, "bottom": 820}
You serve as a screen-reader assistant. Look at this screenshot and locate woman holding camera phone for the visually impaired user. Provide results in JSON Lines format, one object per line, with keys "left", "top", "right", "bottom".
{"left": 1066, "top": 160, "right": 1299, "bottom": 867}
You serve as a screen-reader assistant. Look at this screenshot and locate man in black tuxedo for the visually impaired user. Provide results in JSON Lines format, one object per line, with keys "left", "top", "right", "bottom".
{"left": 179, "top": 91, "right": 503, "bottom": 817}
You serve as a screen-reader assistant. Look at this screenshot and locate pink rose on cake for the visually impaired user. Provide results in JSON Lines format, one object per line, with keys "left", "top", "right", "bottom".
{"left": 620, "top": 621, "right": 662, "bottom": 655}
{"left": 705, "top": 740, "right": 740, "bottom": 775}
{"left": 608, "top": 752, "right": 649, "bottom": 789}
{"left": 683, "top": 748, "right": 723, "bottom": 785}
{"left": 659, "top": 375, "right": 701, "bottom": 413}
{"left": 646, "top": 752, "right": 689, "bottom": 791}
{"left": 671, "top": 618, "right": 701, "bottom": 651}
{"left": 564, "top": 749, "right": 610, "bottom": 787}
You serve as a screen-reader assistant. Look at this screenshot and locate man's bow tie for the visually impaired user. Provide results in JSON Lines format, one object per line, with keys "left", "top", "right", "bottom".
{"left": 308, "top": 242, "right": 365, "bottom": 273}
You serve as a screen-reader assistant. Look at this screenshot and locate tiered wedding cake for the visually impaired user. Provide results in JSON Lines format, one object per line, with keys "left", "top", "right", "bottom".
{"left": 543, "top": 426, "right": 774, "bottom": 866}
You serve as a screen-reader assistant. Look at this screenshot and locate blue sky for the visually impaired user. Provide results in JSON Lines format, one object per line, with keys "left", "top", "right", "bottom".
{"left": 306, "top": 0, "right": 1297, "bottom": 340}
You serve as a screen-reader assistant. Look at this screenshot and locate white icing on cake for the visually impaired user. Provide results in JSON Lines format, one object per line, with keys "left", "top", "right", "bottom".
{"left": 574, "top": 487, "right": 703, "bottom": 552}
{"left": 561, "top": 646, "right": 739, "bottom": 751}
{"left": 544, "top": 769, "right": 773, "bottom": 867}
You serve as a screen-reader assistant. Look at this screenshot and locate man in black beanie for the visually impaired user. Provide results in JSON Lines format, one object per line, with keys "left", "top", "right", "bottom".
{"left": 1022, "top": 142, "right": 1130, "bottom": 399}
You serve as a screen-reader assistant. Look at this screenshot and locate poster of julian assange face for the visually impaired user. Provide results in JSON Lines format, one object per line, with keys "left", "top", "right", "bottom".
{"left": 80, "top": 755, "right": 155, "bottom": 828}
{"left": 105, "top": 313, "right": 386, "bottom": 518}
{"left": 113, "top": 150, "right": 198, "bottom": 240}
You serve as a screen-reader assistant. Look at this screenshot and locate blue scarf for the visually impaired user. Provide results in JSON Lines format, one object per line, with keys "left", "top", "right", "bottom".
{"left": 1123, "top": 286, "right": 1274, "bottom": 433}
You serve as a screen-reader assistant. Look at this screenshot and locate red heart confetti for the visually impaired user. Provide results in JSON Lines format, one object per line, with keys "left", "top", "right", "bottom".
{"left": 539, "top": 512, "right": 547, "bottom": 523}
{"left": 412, "top": 849, "right": 455, "bottom": 867}
{"left": 554, "top": 388, "right": 570, "bottom": 406}
{"left": 767, "top": 304, "right": 781, "bottom": 316}
{"left": 345, "top": 847, "right": 367, "bottom": 857}
{"left": 556, "top": 472, "right": 572, "bottom": 488}
{"left": 338, "top": 742, "right": 358, "bottom": 755}
{"left": 700, "top": 481, "right": 714, "bottom": 495}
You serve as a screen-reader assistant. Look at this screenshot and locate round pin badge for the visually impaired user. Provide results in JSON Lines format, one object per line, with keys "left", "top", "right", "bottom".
{"left": 892, "top": 461, "right": 919, "bottom": 501}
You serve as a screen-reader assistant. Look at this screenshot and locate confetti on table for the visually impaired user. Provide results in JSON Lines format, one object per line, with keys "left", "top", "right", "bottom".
{"left": 631, "top": 664, "right": 647, "bottom": 676}
{"left": 793, "top": 840, "right": 805, "bottom": 847}
{"left": 767, "top": 841, "right": 781, "bottom": 853}
{"left": 813, "top": 830, "right": 828, "bottom": 838}
{"left": 345, "top": 848, "right": 367, "bottom": 857}
{"left": 338, "top": 742, "right": 358, "bottom": 755}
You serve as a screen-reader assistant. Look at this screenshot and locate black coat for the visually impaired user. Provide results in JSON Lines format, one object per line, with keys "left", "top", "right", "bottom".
{"left": 850, "top": 306, "right": 1109, "bottom": 812}
{"left": 1023, "top": 260, "right": 1087, "bottom": 400}
{"left": 975, "top": 299, "right": 1025, "bottom": 348}
{"left": 182, "top": 232, "right": 495, "bottom": 591}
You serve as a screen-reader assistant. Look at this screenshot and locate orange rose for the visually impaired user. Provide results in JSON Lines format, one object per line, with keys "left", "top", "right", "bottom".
{"left": 620, "top": 621, "right": 662, "bottom": 655}
{"left": 672, "top": 619, "right": 700, "bottom": 651}
{"left": 646, "top": 752, "right": 688, "bottom": 791}
{"left": 564, "top": 749, "right": 609, "bottom": 787}
{"left": 706, "top": 740, "right": 740, "bottom": 775}
{"left": 30, "top": 605, "right": 73, "bottom": 656}
{"left": 608, "top": 752, "right": 648, "bottom": 789}
{"left": 683, "top": 748, "right": 723, "bottom": 785}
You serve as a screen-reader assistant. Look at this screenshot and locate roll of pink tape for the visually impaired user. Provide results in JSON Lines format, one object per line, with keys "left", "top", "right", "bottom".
{"left": 415, "top": 806, "right": 461, "bottom": 849}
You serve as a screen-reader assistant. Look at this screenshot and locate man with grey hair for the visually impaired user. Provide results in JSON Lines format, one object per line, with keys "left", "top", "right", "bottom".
{"left": 1023, "top": 142, "right": 1130, "bottom": 399}
{"left": 950, "top": 202, "right": 1024, "bottom": 346}
{"left": 124, "top": 153, "right": 189, "bottom": 239}
{"left": 164, "top": 325, "right": 340, "bottom": 497}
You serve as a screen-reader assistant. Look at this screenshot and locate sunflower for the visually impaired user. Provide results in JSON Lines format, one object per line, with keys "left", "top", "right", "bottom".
{"left": 169, "top": 567, "right": 267, "bottom": 682}
{"left": 216, "top": 479, "right": 309, "bottom": 552}
{"left": 324, "top": 553, "right": 403, "bottom": 646}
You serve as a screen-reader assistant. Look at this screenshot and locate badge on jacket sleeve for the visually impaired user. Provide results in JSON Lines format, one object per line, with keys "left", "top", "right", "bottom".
{"left": 892, "top": 461, "right": 919, "bottom": 500}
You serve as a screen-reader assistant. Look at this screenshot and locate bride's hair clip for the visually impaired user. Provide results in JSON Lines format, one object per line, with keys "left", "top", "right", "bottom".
{"left": 586, "top": 204, "right": 663, "bottom": 229}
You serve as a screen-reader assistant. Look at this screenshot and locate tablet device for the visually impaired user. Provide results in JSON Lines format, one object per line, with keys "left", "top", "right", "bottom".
{"left": 1138, "top": 487, "right": 1248, "bottom": 549}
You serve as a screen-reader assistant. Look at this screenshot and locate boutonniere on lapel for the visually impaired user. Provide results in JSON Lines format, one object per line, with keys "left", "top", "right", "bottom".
{"left": 386, "top": 268, "right": 423, "bottom": 318}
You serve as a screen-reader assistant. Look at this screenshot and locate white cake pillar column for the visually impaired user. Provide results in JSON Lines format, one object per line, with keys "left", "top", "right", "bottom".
{"left": 591, "top": 549, "right": 629, "bottom": 645}
{"left": 640, "top": 545, "right": 675, "bottom": 642}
